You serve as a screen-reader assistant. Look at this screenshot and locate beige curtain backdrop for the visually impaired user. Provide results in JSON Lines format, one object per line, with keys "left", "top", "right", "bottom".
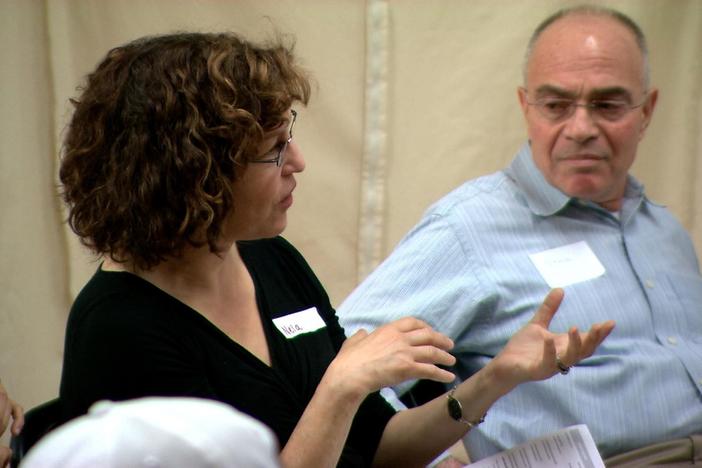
{"left": 1, "top": 0, "right": 701, "bottom": 441}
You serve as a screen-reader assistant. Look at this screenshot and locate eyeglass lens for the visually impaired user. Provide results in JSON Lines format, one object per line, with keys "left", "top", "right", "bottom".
{"left": 530, "top": 98, "right": 645, "bottom": 122}
{"left": 277, "top": 109, "right": 297, "bottom": 167}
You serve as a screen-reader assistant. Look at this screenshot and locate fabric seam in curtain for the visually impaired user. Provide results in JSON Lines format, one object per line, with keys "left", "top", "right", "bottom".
{"left": 43, "top": 0, "right": 74, "bottom": 307}
{"left": 358, "top": 0, "right": 389, "bottom": 282}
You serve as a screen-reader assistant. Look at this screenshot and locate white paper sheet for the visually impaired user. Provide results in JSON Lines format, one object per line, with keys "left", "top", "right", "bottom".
{"left": 467, "top": 424, "right": 604, "bottom": 468}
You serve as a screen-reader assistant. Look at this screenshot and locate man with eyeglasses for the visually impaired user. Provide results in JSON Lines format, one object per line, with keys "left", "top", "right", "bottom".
{"left": 339, "top": 5, "right": 702, "bottom": 466}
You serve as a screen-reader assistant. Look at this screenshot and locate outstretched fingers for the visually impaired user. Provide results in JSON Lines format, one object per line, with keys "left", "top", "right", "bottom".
{"left": 580, "top": 320, "right": 616, "bottom": 357}
{"left": 394, "top": 317, "right": 453, "bottom": 347}
{"left": 393, "top": 316, "right": 434, "bottom": 333}
{"left": 390, "top": 321, "right": 457, "bottom": 381}
{"left": 404, "top": 326, "right": 454, "bottom": 352}
{"left": 529, "top": 288, "right": 565, "bottom": 328}
{"left": 411, "top": 344, "right": 457, "bottom": 367}
{"left": 386, "top": 344, "right": 456, "bottom": 384}
{"left": 558, "top": 326, "right": 582, "bottom": 367}
{"left": 410, "top": 362, "right": 456, "bottom": 383}
{"left": 559, "top": 321, "right": 615, "bottom": 368}
{"left": 334, "top": 318, "right": 457, "bottom": 392}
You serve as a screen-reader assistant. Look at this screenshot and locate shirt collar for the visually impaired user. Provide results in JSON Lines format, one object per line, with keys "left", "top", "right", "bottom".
{"left": 504, "top": 142, "right": 649, "bottom": 218}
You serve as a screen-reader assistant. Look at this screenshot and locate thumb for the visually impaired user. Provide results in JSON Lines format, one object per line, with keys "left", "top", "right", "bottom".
{"left": 530, "top": 288, "right": 564, "bottom": 328}
{"left": 342, "top": 328, "right": 368, "bottom": 346}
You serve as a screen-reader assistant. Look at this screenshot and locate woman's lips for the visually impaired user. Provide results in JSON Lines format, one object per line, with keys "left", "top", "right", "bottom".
{"left": 280, "top": 193, "right": 293, "bottom": 208}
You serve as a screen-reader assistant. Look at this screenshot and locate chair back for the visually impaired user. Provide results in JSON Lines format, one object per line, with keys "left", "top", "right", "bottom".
{"left": 10, "top": 398, "right": 62, "bottom": 468}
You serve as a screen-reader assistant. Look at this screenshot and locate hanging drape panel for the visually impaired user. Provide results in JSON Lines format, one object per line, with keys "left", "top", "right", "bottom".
{"left": 1, "top": 1, "right": 700, "bottom": 424}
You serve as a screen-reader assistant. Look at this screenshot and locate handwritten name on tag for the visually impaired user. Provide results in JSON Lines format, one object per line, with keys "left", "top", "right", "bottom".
{"left": 528, "top": 241, "right": 605, "bottom": 288}
{"left": 272, "top": 307, "right": 326, "bottom": 339}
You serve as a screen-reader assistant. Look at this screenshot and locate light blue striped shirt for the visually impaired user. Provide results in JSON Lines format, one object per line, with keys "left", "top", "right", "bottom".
{"left": 338, "top": 143, "right": 702, "bottom": 460}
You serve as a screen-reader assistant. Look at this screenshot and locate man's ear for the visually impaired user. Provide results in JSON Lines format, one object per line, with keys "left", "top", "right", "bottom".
{"left": 517, "top": 86, "right": 529, "bottom": 116}
{"left": 639, "top": 88, "right": 658, "bottom": 140}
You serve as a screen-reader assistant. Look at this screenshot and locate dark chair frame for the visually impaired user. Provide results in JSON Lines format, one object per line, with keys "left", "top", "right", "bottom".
{"left": 9, "top": 398, "right": 62, "bottom": 468}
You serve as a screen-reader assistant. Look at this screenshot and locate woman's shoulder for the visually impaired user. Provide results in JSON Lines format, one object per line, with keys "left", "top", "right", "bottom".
{"left": 238, "top": 237, "right": 331, "bottom": 311}
{"left": 67, "top": 268, "right": 196, "bottom": 333}
{"left": 237, "top": 235, "right": 297, "bottom": 253}
{"left": 237, "top": 236, "right": 309, "bottom": 270}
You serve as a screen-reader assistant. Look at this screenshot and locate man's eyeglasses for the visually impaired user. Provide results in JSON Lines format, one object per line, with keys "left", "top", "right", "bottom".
{"left": 250, "top": 109, "right": 297, "bottom": 167}
{"left": 524, "top": 93, "right": 647, "bottom": 122}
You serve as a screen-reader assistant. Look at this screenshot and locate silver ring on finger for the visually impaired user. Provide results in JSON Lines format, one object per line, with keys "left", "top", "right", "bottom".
{"left": 555, "top": 354, "right": 571, "bottom": 375}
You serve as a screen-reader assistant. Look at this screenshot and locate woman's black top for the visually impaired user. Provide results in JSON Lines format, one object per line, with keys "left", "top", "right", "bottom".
{"left": 59, "top": 237, "right": 395, "bottom": 466}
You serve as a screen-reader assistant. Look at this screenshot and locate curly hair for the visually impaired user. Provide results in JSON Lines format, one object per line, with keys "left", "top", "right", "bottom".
{"left": 59, "top": 32, "right": 311, "bottom": 271}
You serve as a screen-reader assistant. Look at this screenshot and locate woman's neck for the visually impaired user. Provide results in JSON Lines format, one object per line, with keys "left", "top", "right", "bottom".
{"left": 104, "top": 241, "right": 269, "bottom": 364}
{"left": 103, "top": 242, "right": 249, "bottom": 310}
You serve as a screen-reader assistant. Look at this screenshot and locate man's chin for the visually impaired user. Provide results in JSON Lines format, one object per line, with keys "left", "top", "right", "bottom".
{"left": 560, "top": 180, "right": 607, "bottom": 201}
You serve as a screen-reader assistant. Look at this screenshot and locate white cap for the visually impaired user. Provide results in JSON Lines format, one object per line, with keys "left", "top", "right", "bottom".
{"left": 21, "top": 397, "right": 280, "bottom": 468}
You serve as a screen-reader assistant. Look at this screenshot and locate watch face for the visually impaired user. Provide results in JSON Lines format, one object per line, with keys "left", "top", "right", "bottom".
{"left": 448, "top": 396, "right": 463, "bottom": 421}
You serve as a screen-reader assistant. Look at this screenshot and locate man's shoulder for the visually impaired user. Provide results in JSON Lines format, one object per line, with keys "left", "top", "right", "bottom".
{"left": 426, "top": 170, "right": 517, "bottom": 217}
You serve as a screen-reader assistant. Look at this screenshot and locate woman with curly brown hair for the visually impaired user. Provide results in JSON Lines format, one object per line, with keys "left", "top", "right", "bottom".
{"left": 57, "top": 32, "right": 613, "bottom": 467}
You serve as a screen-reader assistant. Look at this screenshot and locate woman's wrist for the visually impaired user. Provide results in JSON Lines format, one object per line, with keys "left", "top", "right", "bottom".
{"left": 471, "top": 359, "right": 519, "bottom": 400}
{"left": 319, "top": 361, "right": 372, "bottom": 410}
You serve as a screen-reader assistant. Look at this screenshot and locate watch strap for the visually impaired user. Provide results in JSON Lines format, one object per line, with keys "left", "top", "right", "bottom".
{"left": 446, "top": 386, "right": 486, "bottom": 428}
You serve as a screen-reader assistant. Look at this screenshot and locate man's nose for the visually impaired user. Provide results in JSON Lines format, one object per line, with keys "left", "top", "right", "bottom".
{"left": 563, "top": 105, "right": 600, "bottom": 143}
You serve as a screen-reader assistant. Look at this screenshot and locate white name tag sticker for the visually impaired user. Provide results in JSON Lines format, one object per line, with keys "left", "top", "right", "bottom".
{"left": 528, "top": 241, "right": 605, "bottom": 288}
{"left": 272, "top": 307, "right": 326, "bottom": 339}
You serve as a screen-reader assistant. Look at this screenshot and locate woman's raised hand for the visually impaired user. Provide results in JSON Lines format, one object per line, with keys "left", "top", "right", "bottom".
{"left": 489, "top": 288, "right": 615, "bottom": 389}
{"left": 327, "top": 318, "right": 456, "bottom": 399}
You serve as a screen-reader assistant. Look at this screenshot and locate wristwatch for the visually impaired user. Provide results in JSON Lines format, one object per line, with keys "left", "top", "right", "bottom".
{"left": 447, "top": 386, "right": 486, "bottom": 428}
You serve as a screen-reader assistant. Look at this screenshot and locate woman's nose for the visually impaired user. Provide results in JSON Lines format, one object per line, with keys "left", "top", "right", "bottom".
{"left": 283, "top": 140, "right": 305, "bottom": 173}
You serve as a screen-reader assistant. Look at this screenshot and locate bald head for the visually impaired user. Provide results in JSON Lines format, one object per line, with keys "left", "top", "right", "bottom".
{"left": 523, "top": 6, "right": 649, "bottom": 89}
{"left": 516, "top": 5, "right": 658, "bottom": 211}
